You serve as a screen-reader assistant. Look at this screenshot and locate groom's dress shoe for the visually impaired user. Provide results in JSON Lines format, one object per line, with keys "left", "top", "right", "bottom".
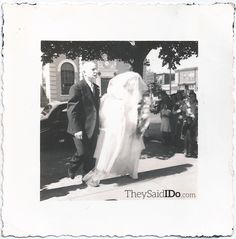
{"left": 66, "top": 162, "right": 78, "bottom": 179}
{"left": 66, "top": 159, "right": 83, "bottom": 179}
{"left": 68, "top": 167, "right": 76, "bottom": 179}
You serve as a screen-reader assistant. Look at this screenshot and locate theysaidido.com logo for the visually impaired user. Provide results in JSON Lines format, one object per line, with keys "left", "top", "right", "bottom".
{"left": 124, "top": 189, "right": 196, "bottom": 199}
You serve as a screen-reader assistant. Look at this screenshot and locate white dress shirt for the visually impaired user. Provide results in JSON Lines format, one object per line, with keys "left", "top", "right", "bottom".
{"left": 85, "top": 79, "right": 94, "bottom": 93}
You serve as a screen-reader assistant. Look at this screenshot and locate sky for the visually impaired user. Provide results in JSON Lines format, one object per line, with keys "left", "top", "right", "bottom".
{"left": 146, "top": 49, "right": 199, "bottom": 74}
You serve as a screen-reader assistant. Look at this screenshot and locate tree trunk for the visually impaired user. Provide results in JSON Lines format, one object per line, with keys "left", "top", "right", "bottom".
{"left": 131, "top": 45, "right": 152, "bottom": 77}
{"left": 132, "top": 57, "right": 144, "bottom": 77}
{"left": 169, "top": 68, "right": 172, "bottom": 95}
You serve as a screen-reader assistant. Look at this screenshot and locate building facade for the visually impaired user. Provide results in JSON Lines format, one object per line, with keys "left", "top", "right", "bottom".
{"left": 155, "top": 73, "right": 177, "bottom": 94}
{"left": 175, "top": 67, "right": 198, "bottom": 92}
{"left": 42, "top": 54, "right": 131, "bottom": 104}
{"left": 143, "top": 67, "right": 198, "bottom": 96}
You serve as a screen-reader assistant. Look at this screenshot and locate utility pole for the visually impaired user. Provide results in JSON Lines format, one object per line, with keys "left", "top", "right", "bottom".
{"left": 169, "top": 67, "right": 172, "bottom": 95}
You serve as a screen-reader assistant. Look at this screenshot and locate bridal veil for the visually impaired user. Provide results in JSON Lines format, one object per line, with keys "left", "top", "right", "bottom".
{"left": 84, "top": 71, "right": 149, "bottom": 184}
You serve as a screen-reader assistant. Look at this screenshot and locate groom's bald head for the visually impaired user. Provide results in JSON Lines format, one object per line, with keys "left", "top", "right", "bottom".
{"left": 82, "top": 62, "right": 98, "bottom": 82}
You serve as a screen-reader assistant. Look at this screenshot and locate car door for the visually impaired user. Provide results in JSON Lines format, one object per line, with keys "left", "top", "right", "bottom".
{"left": 52, "top": 104, "right": 68, "bottom": 140}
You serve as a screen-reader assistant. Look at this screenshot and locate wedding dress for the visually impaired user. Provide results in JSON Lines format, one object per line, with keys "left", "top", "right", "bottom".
{"left": 83, "top": 72, "right": 149, "bottom": 186}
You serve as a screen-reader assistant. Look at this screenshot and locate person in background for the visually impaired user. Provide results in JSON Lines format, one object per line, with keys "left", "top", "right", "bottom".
{"left": 182, "top": 116, "right": 195, "bottom": 157}
{"left": 172, "top": 91, "right": 184, "bottom": 151}
{"left": 189, "top": 91, "right": 198, "bottom": 157}
{"left": 183, "top": 84, "right": 190, "bottom": 99}
{"left": 162, "top": 91, "right": 172, "bottom": 110}
{"left": 193, "top": 105, "right": 198, "bottom": 157}
{"left": 181, "top": 90, "right": 198, "bottom": 157}
{"left": 189, "top": 90, "right": 198, "bottom": 117}
{"left": 170, "top": 93, "right": 177, "bottom": 145}
{"left": 160, "top": 103, "right": 171, "bottom": 145}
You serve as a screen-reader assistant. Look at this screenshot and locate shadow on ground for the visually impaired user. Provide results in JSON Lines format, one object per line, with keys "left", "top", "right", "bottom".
{"left": 40, "top": 163, "right": 193, "bottom": 201}
{"left": 40, "top": 142, "right": 74, "bottom": 189}
{"left": 142, "top": 138, "right": 176, "bottom": 160}
{"left": 40, "top": 182, "right": 87, "bottom": 201}
{"left": 40, "top": 135, "right": 177, "bottom": 189}
{"left": 40, "top": 114, "right": 168, "bottom": 188}
{"left": 101, "top": 163, "right": 193, "bottom": 186}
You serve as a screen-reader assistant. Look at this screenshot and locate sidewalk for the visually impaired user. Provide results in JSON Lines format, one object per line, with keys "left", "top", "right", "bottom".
{"left": 40, "top": 113, "right": 197, "bottom": 201}
{"left": 41, "top": 142, "right": 197, "bottom": 201}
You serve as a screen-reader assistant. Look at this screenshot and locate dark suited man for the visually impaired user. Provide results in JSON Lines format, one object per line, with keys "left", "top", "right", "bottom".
{"left": 67, "top": 62, "right": 100, "bottom": 180}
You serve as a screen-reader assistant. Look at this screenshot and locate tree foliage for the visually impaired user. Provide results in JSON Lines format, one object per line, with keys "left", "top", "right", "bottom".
{"left": 158, "top": 41, "right": 198, "bottom": 70}
{"left": 41, "top": 41, "right": 198, "bottom": 76}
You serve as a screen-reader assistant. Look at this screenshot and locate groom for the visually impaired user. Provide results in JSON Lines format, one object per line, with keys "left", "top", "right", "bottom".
{"left": 67, "top": 61, "right": 100, "bottom": 180}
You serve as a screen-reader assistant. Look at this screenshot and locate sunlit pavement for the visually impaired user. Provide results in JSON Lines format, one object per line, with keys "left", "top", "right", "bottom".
{"left": 40, "top": 113, "right": 197, "bottom": 201}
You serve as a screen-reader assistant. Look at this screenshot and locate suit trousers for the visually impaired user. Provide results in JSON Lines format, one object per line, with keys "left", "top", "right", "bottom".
{"left": 69, "top": 133, "right": 98, "bottom": 176}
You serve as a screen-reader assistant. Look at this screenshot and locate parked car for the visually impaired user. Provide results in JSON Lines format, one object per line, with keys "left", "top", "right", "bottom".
{"left": 40, "top": 101, "right": 71, "bottom": 147}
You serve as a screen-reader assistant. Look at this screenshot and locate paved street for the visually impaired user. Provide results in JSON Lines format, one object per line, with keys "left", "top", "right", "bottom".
{"left": 40, "top": 113, "right": 197, "bottom": 201}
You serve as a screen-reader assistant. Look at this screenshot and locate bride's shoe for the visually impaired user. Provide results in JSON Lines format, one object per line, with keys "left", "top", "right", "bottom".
{"left": 86, "top": 179, "right": 100, "bottom": 187}
{"left": 129, "top": 173, "right": 138, "bottom": 180}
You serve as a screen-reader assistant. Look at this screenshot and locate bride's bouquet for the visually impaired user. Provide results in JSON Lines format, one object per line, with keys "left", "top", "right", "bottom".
{"left": 136, "top": 96, "right": 150, "bottom": 136}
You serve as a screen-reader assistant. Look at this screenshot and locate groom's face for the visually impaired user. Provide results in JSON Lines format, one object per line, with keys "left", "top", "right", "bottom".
{"left": 83, "top": 62, "right": 98, "bottom": 82}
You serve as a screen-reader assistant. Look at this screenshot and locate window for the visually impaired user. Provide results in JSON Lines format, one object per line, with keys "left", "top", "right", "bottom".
{"left": 61, "top": 62, "right": 74, "bottom": 95}
{"left": 164, "top": 74, "right": 175, "bottom": 85}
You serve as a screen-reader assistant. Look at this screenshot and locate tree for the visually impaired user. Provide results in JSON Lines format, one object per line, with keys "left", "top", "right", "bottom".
{"left": 158, "top": 41, "right": 198, "bottom": 94}
{"left": 41, "top": 41, "right": 198, "bottom": 77}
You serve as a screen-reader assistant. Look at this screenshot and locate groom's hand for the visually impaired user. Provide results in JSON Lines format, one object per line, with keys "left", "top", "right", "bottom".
{"left": 74, "top": 131, "right": 83, "bottom": 140}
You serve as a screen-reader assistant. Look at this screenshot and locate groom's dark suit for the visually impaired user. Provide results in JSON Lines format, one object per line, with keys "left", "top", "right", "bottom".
{"left": 67, "top": 79, "right": 100, "bottom": 176}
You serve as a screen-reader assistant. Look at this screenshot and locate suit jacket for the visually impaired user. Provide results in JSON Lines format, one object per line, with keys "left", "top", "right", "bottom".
{"left": 67, "top": 80, "right": 100, "bottom": 139}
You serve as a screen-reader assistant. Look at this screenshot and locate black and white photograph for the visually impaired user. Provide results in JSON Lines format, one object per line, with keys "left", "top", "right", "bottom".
{"left": 40, "top": 41, "right": 199, "bottom": 201}
{"left": 1, "top": 3, "right": 234, "bottom": 237}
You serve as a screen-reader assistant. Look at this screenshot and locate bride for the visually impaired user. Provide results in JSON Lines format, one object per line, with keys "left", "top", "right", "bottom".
{"left": 83, "top": 71, "right": 150, "bottom": 187}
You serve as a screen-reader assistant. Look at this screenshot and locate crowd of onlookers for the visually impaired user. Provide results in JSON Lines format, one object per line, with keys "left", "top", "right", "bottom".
{"left": 150, "top": 88, "right": 198, "bottom": 158}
